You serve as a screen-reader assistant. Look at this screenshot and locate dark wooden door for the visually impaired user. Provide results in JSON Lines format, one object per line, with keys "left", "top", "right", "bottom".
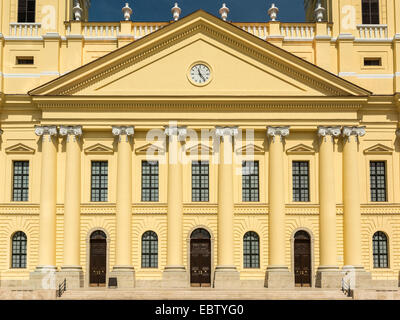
{"left": 294, "top": 233, "right": 311, "bottom": 287}
{"left": 190, "top": 239, "right": 211, "bottom": 287}
{"left": 89, "top": 236, "right": 107, "bottom": 287}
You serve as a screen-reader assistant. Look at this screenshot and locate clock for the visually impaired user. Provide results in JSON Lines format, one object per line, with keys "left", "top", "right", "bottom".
{"left": 189, "top": 63, "right": 212, "bottom": 85}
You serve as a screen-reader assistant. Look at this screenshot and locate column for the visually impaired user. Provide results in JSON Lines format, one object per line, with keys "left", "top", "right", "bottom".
{"left": 265, "top": 126, "right": 293, "bottom": 288}
{"left": 316, "top": 126, "right": 342, "bottom": 288}
{"left": 213, "top": 127, "right": 240, "bottom": 289}
{"left": 110, "top": 126, "right": 135, "bottom": 288}
{"left": 30, "top": 126, "right": 58, "bottom": 289}
{"left": 162, "top": 125, "right": 188, "bottom": 287}
{"left": 342, "top": 126, "right": 371, "bottom": 288}
{"left": 59, "top": 126, "right": 83, "bottom": 288}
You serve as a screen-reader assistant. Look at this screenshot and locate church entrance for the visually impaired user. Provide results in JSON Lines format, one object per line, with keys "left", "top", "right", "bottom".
{"left": 89, "top": 230, "right": 107, "bottom": 287}
{"left": 294, "top": 230, "right": 312, "bottom": 287}
{"left": 190, "top": 228, "right": 211, "bottom": 287}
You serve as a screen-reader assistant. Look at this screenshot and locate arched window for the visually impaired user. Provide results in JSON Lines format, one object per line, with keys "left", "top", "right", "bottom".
{"left": 243, "top": 231, "right": 260, "bottom": 268}
{"left": 142, "top": 231, "right": 158, "bottom": 268}
{"left": 373, "top": 231, "right": 388, "bottom": 268}
{"left": 18, "top": 0, "right": 36, "bottom": 23}
{"left": 12, "top": 231, "right": 27, "bottom": 268}
{"left": 362, "top": 0, "right": 380, "bottom": 24}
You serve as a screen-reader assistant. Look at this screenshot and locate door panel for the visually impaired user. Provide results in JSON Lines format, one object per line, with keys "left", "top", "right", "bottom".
{"left": 294, "top": 239, "right": 311, "bottom": 287}
{"left": 190, "top": 239, "right": 211, "bottom": 287}
{"left": 90, "top": 239, "right": 107, "bottom": 287}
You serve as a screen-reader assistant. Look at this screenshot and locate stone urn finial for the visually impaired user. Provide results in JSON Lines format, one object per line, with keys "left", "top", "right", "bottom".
{"left": 171, "top": 3, "right": 181, "bottom": 21}
{"left": 268, "top": 3, "right": 279, "bottom": 22}
{"left": 314, "top": 2, "right": 326, "bottom": 22}
{"left": 219, "top": 3, "right": 230, "bottom": 21}
{"left": 122, "top": 3, "right": 133, "bottom": 21}
{"left": 72, "top": 2, "right": 83, "bottom": 21}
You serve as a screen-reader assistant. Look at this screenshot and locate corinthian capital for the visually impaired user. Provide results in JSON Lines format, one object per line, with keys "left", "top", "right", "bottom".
{"left": 318, "top": 126, "right": 341, "bottom": 141}
{"left": 35, "top": 125, "right": 58, "bottom": 141}
{"left": 164, "top": 126, "right": 187, "bottom": 141}
{"left": 342, "top": 126, "right": 366, "bottom": 141}
{"left": 267, "top": 126, "right": 290, "bottom": 142}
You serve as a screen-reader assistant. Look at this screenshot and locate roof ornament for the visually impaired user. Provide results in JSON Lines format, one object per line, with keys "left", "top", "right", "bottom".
{"left": 122, "top": 3, "right": 133, "bottom": 21}
{"left": 314, "top": 1, "right": 326, "bottom": 22}
{"left": 72, "top": 2, "right": 83, "bottom": 21}
{"left": 219, "top": 3, "right": 230, "bottom": 21}
{"left": 171, "top": 3, "right": 181, "bottom": 21}
{"left": 267, "top": 3, "right": 279, "bottom": 22}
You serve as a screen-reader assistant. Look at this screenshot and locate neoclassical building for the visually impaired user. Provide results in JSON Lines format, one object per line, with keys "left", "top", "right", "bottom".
{"left": 0, "top": 0, "right": 400, "bottom": 290}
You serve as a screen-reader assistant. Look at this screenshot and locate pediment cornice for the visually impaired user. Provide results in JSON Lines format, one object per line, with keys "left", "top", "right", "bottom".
{"left": 29, "top": 11, "right": 370, "bottom": 98}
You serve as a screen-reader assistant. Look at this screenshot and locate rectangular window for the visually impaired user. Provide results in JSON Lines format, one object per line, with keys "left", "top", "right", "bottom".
{"left": 362, "top": 0, "right": 380, "bottom": 24}
{"left": 16, "top": 57, "right": 34, "bottom": 65}
{"left": 242, "top": 161, "right": 259, "bottom": 202}
{"left": 192, "top": 161, "right": 209, "bottom": 202}
{"left": 364, "top": 58, "right": 381, "bottom": 66}
{"left": 91, "top": 161, "right": 108, "bottom": 202}
{"left": 292, "top": 161, "right": 310, "bottom": 202}
{"left": 370, "top": 161, "right": 386, "bottom": 202}
{"left": 18, "top": 0, "right": 36, "bottom": 23}
{"left": 12, "top": 161, "right": 29, "bottom": 202}
{"left": 142, "top": 161, "right": 159, "bottom": 202}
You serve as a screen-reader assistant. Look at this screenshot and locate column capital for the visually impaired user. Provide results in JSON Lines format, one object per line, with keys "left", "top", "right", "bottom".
{"left": 342, "top": 126, "right": 366, "bottom": 141}
{"left": 112, "top": 126, "right": 134, "bottom": 142}
{"left": 318, "top": 126, "right": 341, "bottom": 142}
{"left": 214, "top": 126, "right": 238, "bottom": 138}
{"left": 267, "top": 126, "right": 290, "bottom": 142}
{"left": 164, "top": 126, "right": 187, "bottom": 141}
{"left": 59, "top": 125, "right": 82, "bottom": 142}
{"left": 35, "top": 125, "right": 58, "bottom": 141}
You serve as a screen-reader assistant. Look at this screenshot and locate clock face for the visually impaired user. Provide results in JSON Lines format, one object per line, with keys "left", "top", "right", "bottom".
{"left": 189, "top": 64, "right": 211, "bottom": 85}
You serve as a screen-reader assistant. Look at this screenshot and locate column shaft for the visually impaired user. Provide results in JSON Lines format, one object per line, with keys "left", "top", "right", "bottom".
{"left": 319, "top": 136, "right": 338, "bottom": 267}
{"left": 63, "top": 135, "right": 81, "bottom": 267}
{"left": 38, "top": 135, "right": 57, "bottom": 267}
{"left": 268, "top": 137, "right": 286, "bottom": 267}
{"left": 115, "top": 135, "right": 133, "bottom": 267}
{"left": 217, "top": 135, "right": 234, "bottom": 266}
{"left": 342, "top": 137, "right": 362, "bottom": 266}
{"left": 166, "top": 134, "right": 183, "bottom": 266}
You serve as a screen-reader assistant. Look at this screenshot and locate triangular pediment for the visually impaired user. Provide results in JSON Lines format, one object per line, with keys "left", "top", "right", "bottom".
{"left": 84, "top": 143, "right": 114, "bottom": 154}
{"left": 186, "top": 143, "right": 213, "bottom": 155}
{"left": 135, "top": 143, "right": 165, "bottom": 155}
{"left": 29, "top": 11, "right": 370, "bottom": 99}
{"left": 286, "top": 144, "right": 315, "bottom": 154}
{"left": 5, "top": 143, "right": 35, "bottom": 154}
{"left": 363, "top": 144, "right": 393, "bottom": 154}
{"left": 236, "top": 144, "right": 265, "bottom": 155}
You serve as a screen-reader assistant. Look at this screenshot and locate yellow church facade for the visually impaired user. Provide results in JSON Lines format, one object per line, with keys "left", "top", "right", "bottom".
{"left": 0, "top": 0, "right": 400, "bottom": 290}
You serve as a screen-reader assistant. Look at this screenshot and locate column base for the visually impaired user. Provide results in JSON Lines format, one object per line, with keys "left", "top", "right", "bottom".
{"left": 264, "top": 266, "right": 294, "bottom": 288}
{"left": 315, "top": 266, "right": 342, "bottom": 288}
{"left": 213, "top": 266, "right": 240, "bottom": 289}
{"left": 162, "top": 266, "right": 189, "bottom": 288}
{"left": 29, "top": 265, "right": 58, "bottom": 290}
{"left": 342, "top": 265, "right": 372, "bottom": 289}
{"left": 58, "top": 266, "right": 84, "bottom": 289}
{"left": 109, "top": 266, "right": 136, "bottom": 288}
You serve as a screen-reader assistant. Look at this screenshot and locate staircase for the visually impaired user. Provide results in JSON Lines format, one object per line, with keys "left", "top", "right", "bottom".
{"left": 59, "top": 288, "right": 352, "bottom": 300}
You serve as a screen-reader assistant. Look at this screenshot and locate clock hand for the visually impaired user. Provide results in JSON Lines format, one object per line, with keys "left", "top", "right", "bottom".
{"left": 197, "top": 68, "right": 206, "bottom": 81}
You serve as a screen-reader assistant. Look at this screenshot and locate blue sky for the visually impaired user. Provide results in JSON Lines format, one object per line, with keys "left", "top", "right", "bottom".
{"left": 89, "top": 0, "right": 306, "bottom": 22}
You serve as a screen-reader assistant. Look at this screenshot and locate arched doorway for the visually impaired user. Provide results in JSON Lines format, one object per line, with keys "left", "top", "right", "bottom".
{"left": 294, "top": 230, "right": 312, "bottom": 287}
{"left": 89, "top": 230, "right": 107, "bottom": 287}
{"left": 190, "top": 228, "right": 211, "bottom": 287}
